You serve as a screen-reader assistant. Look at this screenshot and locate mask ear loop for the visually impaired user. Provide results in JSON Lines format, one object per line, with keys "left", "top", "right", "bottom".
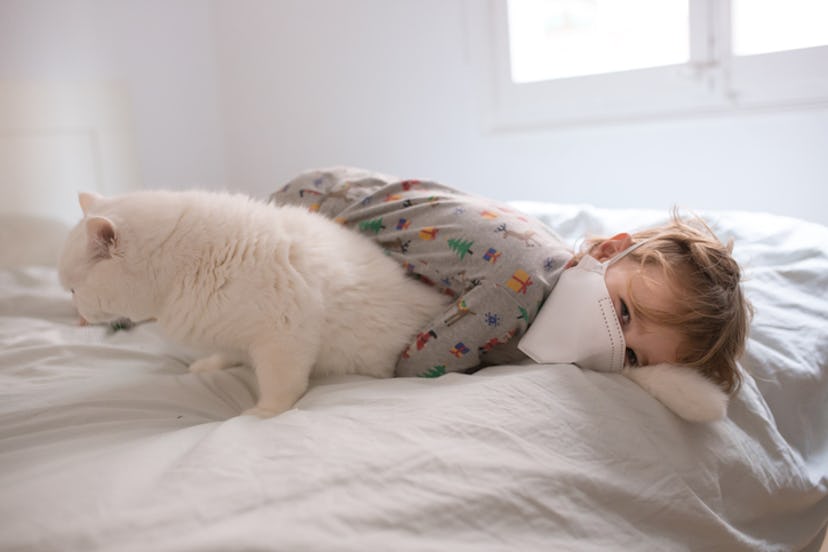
{"left": 605, "top": 238, "right": 651, "bottom": 268}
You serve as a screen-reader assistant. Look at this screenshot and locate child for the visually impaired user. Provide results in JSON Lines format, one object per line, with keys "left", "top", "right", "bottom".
{"left": 271, "top": 167, "right": 751, "bottom": 416}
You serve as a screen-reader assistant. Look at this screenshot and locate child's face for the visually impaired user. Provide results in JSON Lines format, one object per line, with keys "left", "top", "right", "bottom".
{"left": 603, "top": 258, "right": 681, "bottom": 367}
{"left": 582, "top": 234, "right": 682, "bottom": 368}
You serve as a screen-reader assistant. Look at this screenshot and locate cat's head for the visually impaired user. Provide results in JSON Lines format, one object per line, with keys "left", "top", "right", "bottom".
{"left": 58, "top": 192, "right": 158, "bottom": 325}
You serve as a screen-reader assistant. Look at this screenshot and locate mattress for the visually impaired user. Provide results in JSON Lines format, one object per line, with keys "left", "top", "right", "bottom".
{"left": 1, "top": 203, "right": 826, "bottom": 551}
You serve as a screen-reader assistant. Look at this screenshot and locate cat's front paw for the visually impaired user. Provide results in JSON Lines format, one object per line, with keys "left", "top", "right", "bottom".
{"left": 242, "top": 406, "right": 285, "bottom": 418}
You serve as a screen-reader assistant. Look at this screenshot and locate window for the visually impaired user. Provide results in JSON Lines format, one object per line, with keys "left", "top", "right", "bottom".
{"left": 508, "top": 0, "right": 690, "bottom": 83}
{"left": 468, "top": 0, "right": 828, "bottom": 129}
{"left": 732, "top": 0, "right": 828, "bottom": 56}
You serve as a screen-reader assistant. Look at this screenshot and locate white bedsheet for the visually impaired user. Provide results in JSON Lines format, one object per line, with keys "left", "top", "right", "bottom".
{"left": 1, "top": 206, "right": 826, "bottom": 551}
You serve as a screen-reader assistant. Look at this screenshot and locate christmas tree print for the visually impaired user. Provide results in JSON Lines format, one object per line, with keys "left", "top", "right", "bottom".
{"left": 359, "top": 217, "right": 385, "bottom": 234}
{"left": 447, "top": 238, "right": 474, "bottom": 260}
{"left": 518, "top": 306, "right": 529, "bottom": 322}
{"left": 419, "top": 365, "right": 447, "bottom": 378}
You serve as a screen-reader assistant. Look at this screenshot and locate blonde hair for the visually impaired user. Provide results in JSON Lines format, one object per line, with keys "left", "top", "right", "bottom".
{"left": 574, "top": 210, "right": 753, "bottom": 394}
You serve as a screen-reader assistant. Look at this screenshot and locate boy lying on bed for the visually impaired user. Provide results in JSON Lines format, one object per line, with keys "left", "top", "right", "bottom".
{"left": 271, "top": 167, "right": 752, "bottom": 422}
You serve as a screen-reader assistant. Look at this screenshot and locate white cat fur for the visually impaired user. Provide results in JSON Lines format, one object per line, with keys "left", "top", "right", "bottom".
{"left": 59, "top": 190, "right": 448, "bottom": 417}
{"left": 622, "top": 363, "right": 729, "bottom": 422}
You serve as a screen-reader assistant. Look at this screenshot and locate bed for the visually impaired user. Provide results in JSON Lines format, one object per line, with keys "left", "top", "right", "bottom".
{"left": 1, "top": 201, "right": 826, "bottom": 551}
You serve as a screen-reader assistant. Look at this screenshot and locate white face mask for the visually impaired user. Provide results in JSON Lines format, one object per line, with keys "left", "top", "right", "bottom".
{"left": 517, "top": 240, "right": 649, "bottom": 373}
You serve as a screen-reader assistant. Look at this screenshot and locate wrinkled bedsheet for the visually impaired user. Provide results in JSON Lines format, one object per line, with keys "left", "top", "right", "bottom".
{"left": 1, "top": 205, "right": 826, "bottom": 551}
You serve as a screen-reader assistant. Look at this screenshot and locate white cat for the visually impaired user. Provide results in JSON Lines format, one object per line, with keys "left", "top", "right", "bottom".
{"left": 59, "top": 190, "right": 448, "bottom": 417}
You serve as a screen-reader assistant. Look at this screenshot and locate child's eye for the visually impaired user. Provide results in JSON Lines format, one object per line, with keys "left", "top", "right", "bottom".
{"left": 625, "top": 347, "right": 639, "bottom": 367}
{"left": 619, "top": 299, "right": 631, "bottom": 324}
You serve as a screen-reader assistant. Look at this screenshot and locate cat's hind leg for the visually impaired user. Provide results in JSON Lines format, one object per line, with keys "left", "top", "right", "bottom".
{"left": 242, "top": 340, "right": 315, "bottom": 418}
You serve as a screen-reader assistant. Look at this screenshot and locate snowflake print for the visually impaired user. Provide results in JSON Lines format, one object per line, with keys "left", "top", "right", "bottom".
{"left": 484, "top": 312, "right": 502, "bottom": 327}
{"left": 543, "top": 257, "right": 557, "bottom": 272}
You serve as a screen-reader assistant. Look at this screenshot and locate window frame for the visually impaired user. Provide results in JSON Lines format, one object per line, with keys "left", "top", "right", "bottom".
{"left": 467, "top": 0, "right": 828, "bottom": 130}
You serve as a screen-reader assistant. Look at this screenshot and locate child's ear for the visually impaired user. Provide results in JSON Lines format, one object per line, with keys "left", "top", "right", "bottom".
{"left": 85, "top": 216, "right": 117, "bottom": 259}
{"left": 593, "top": 233, "right": 633, "bottom": 261}
{"left": 78, "top": 192, "right": 103, "bottom": 215}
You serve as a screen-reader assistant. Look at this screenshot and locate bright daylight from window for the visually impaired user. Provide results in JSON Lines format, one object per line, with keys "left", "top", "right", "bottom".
{"left": 507, "top": 0, "right": 690, "bottom": 83}
{"left": 507, "top": 0, "right": 828, "bottom": 84}
{"left": 732, "top": 0, "right": 828, "bottom": 56}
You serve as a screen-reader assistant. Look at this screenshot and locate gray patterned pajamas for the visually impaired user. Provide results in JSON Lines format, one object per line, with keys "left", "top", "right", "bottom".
{"left": 270, "top": 167, "right": 571, "bottom": 377}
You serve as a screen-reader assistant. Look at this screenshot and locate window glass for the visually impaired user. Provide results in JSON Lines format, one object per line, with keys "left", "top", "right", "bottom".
{"left": 732, "top": 0, "right": 828, "bottom": 56}
{"left": 507, "top": 0, "right": 690, "bottom": 83}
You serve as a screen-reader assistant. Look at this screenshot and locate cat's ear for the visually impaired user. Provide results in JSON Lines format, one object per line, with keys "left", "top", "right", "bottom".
{"left": 85, "top": 216, "right": 117, "bottom": 259}
{"left": 78, "top": 192, "right": 103, "bottom": 215}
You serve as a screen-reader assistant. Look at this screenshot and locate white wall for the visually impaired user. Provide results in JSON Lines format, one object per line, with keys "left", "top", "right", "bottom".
{"left": 2, "top": 0, "right": 826, "bottom": 226}
{"left": 214, "top": 0, "right": 476, "bottom": 195}
{"left": 0, "top": 0, "right": 226, "bottom": 204}
{"left": 214, "top": 0, "right": 828, "bottom": 226}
